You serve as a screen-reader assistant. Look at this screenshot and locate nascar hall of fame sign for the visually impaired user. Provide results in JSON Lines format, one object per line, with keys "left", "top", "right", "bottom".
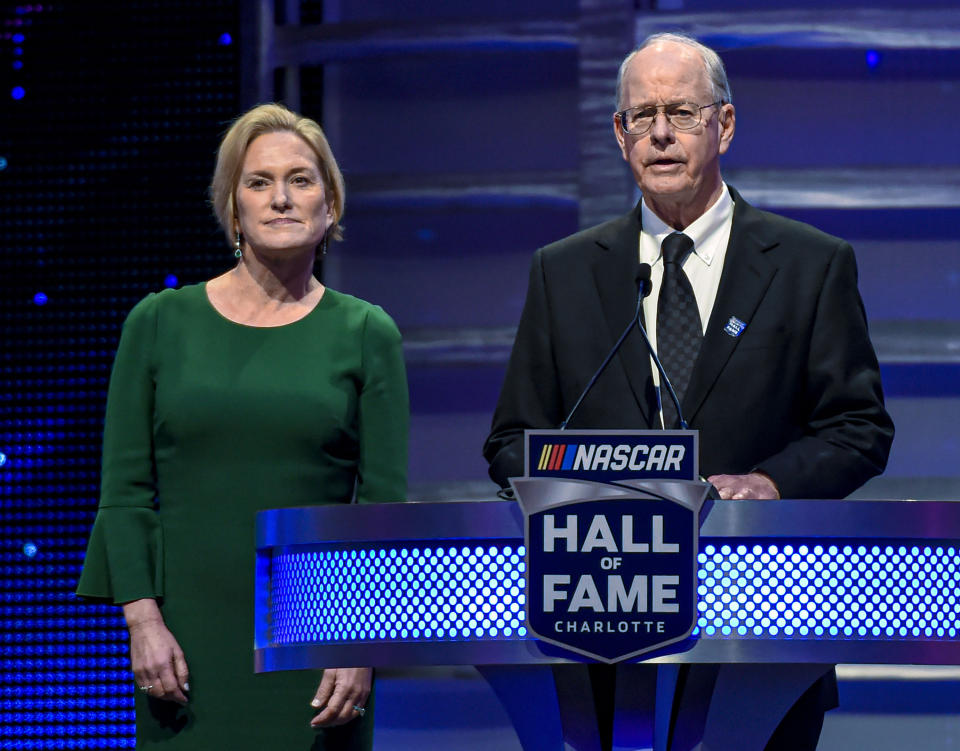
{"left": 514, "top": 430, "right": 711, "bottom": 663}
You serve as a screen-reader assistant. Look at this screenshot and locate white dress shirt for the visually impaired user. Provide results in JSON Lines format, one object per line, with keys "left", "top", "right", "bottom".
{"left": 638, "top": 183, "right": 734, "bottom": 422}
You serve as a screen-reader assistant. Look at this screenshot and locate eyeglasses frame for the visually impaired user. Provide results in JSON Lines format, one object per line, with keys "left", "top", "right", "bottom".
{"left": 616, "top": 100, "right": 726, "bottom": 136}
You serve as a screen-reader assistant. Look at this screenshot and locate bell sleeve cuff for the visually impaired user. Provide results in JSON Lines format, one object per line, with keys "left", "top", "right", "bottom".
{"left": 75, "top": 506, "right": 164, "bottom": 605}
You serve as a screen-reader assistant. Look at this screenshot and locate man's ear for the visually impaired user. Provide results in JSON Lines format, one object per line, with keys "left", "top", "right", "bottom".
{"left": 718, "top": 103, "right": 735, "bottom": 155}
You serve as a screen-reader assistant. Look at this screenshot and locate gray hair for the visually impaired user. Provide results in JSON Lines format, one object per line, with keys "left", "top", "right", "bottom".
{"left": 615, "top": 32, "right": 732, "bottom": 110}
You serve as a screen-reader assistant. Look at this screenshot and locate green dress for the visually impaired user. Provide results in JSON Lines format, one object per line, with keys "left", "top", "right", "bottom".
{"left": 76, "top": 283, "right": 409, "bottom": 749}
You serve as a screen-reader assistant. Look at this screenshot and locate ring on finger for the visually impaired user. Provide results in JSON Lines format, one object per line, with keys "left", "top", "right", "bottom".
{"left": 138, "top": 685, "right": 154, "bottom": 693}
{"left": 352, "top": 705, "right": 366, "bottom": 717}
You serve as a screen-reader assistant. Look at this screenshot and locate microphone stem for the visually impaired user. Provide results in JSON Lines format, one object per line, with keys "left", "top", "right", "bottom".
{"left": 634, "top": 313, "right": 688, "bottom": 430}
{"left": 559, "top": 295, "right": 643, "bottom": 430}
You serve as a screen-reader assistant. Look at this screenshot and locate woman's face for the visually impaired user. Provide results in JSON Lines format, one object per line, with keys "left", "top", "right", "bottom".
{"left": 235, "top": 131, "right": 334, "bottom": 257}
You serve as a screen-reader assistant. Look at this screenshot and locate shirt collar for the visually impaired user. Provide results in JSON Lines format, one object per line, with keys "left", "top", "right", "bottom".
{"left": 640, "top": 183, "right": 734, "bottom": 266}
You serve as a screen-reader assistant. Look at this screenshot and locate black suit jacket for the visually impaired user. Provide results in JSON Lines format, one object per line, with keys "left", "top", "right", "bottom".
{"left": 484, "top": 187, "right": 894, "bottom": 498}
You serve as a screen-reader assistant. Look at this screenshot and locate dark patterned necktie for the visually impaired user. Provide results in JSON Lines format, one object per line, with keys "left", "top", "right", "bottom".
{"left": 656, "top": 232, "right": 701, "bottom": 428}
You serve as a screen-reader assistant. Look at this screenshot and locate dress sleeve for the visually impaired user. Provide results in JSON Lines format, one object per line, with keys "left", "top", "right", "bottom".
{"left": 355, "top": 305, "right": 409, "bottom": 504}
{"left": 76, "top": 293, "right": 165, "bottom": 603}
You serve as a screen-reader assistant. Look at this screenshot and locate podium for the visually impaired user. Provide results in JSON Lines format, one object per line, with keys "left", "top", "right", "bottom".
{"left": 255, "top": 498, "right": 960, "bottom": 750}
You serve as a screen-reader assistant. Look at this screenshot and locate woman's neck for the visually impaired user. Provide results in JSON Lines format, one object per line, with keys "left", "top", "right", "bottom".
{"left": 231, "top": 251, "right": 319, "bottom": 303}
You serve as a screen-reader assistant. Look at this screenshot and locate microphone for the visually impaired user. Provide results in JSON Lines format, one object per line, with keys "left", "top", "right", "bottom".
{"left": 635, "top": 263, "right": 652, "bottom": 299}
{"left": 560, "top": 264, "right": 652, "bottom": 429}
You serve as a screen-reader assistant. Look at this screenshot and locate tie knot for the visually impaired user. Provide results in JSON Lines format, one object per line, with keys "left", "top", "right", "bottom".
{"left": 661, "top": 232, "right": 694, "bottom": 266}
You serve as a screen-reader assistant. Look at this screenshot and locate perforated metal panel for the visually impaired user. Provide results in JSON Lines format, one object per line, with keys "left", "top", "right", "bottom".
{"left": 271, "top": 544, "right": 528, "bottom": 644}
{"left": 261, "top": 537, "right": 960, "bottom": 651}
{"left": 697, "top": 543, "right": 960, "bottom": 639}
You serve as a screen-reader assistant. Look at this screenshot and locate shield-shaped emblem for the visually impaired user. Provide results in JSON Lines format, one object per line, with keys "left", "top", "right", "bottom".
{"left": 513, "top": 476, "right": 710, "bottom": 663}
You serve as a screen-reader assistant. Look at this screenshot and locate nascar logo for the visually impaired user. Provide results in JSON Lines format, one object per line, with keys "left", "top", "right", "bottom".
{"left": 537, "top": 443, "right": 686, "bottom": 473}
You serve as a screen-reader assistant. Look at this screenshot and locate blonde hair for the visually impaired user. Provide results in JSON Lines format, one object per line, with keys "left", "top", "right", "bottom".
{"left": 210, "top": 103, "right": 345, "bottom": 245}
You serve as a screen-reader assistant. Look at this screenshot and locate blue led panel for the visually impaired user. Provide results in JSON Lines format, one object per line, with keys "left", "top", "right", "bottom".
{"left": 697, "top": 542, "right": 960, "bottom": 639}
{"left": 264, "top": 538, "right": 960, "bottom": 650}
{"left": 1, "top": 2, "right": 238, "bottom": 746}
{"left": 271, "top": 543, "right": 528, "bottom": 643}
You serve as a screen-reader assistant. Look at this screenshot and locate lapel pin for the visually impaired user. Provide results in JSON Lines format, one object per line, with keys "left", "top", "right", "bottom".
{"left": 724, "top": 316, "right": 747, "bottom": 338}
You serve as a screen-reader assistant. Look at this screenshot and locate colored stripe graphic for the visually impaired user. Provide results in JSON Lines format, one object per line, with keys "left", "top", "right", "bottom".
{"left": 550, "top": 444, "right": 566, "bottom": 470}
{"left": 537, "top": 443, "right": 581, "bottom": 471}
{"left": 538, "top": 444, "right": 551, "bottom": 471}
{"left": 541, "top": 444, "right": 553, "bottom": 471}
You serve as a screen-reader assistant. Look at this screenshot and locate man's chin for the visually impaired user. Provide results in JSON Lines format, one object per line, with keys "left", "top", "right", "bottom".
{"left": 639, "top": 183, "right": 693, "bottom": 207}
{"left": 638, "top": 175, "right": 690, "bottom": 197}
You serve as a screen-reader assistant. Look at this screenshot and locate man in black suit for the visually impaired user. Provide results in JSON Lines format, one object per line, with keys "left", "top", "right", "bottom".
{"left": 484, "top": 33, "right": 892, "bottom": 500}
{"left": 484, "top": 33, "right": 894, "bottom": 751}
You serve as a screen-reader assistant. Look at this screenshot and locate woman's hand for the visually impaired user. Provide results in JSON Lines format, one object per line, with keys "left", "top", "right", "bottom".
{"left": 309, "top": 667, "right": 372, "bottom": 728}
{"left": 122, "top": 598, "right": 190, "bottom": 705}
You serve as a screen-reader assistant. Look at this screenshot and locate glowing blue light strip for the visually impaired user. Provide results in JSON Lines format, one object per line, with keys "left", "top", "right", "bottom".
{"left": 697, "top": 542, "right": 960, "bottom": 639}
{"left": 271, "top": 544, "right": 528, "bottom": 644}
{"left": 266, "top": 540, "right": 960, "bottom": 647}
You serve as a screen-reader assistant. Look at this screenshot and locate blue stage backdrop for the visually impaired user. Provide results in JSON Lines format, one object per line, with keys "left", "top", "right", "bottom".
{"left": 1, "top": 3, "right": 239, "bottom": 746}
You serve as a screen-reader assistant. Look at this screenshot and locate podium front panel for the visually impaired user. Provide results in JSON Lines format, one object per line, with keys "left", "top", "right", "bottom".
{"left": 255, "top": 499, "right": 960, "bottom": 672}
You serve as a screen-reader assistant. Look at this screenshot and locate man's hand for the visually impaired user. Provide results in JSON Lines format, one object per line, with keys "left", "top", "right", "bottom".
{"left": 122, "top": 598, "right": 190, "bottom": 705}
{"left": 310, "top": 667, "right": 372, "bottom": 728}
{"left": 707, "top": 472, "right": 780, "bottom": 500}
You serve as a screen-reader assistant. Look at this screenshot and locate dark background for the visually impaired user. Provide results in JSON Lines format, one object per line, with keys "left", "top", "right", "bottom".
{"left": 2, "top": 3, "right": 240, "bottom": 744}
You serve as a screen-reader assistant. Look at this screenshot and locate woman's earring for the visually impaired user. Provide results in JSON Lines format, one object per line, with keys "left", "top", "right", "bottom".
{"left": 234, "top": 230, "right": 242, "bottom": 259}
{"left": 319, "top": 234, "right": 328, "bottom": 256}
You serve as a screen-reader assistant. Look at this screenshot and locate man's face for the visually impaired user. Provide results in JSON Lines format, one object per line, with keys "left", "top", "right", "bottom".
{"left": 614, "top": 42, "right": 735, "bottom": 223}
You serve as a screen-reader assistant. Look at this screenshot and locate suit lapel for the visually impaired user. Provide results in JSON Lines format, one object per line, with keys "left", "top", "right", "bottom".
{"left": 592, "top": 204, "right": 656, "bottom": 425}
{"left": 684, "top": 188, "right": 779, "bottom": 424}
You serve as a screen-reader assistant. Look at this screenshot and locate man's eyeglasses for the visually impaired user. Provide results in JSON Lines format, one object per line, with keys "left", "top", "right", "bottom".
{"left": 616, "top": 101, "right": 724, "bottom": 135}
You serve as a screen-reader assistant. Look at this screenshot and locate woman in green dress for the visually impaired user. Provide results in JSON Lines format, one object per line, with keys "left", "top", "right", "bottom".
{"left": 76, "top": 103, "right": 409, "bottom": 749}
